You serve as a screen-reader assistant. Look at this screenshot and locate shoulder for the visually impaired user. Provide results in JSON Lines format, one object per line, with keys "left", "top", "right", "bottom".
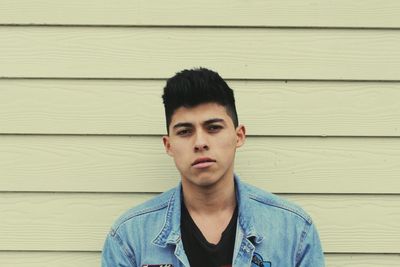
{"left": 240, "top": 181, "right": 313, "bottom": 225}
{"left": 111, "top": 186, "right": 177, "bottom": 232}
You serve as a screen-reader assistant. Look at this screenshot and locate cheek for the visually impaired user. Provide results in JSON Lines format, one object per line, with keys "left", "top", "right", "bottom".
{"left": 218, "top": 135, "right": 238, "bottom": 152}
{"left": 170, "top": 140, "right": 190, "bottom": 162}
{"left": 168, "top": 138, "right": 182, "bottom": 152}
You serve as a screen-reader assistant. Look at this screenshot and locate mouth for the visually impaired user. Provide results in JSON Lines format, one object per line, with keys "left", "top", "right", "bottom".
{"left": 191, "top": 157, "right": 216, "bottom": 168}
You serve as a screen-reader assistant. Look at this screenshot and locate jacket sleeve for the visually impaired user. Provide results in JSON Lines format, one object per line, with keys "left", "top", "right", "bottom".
{"left": 102, "top": 230, "right": 137, "bottom": 267}
{"left": 295, "top": 222, "right": 325, "bottom": 267}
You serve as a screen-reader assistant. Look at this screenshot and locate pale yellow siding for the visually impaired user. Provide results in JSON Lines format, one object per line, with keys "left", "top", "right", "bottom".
{"left": 1, "top": 80, "right": 400, "bottom": 136}
{"left": 1, "top": 0, "right": 400, "bottom": 28}
{"left": 0, "top": 252, "right": 398, "bottom": 267}
{"left": 1, "top": 27, "right": 400, "bottom": 80}
{"left": 1, "top": 136, "right": 400, "bottom": 194}
{"left": 1, "top": 1, "right": 399, "bottom": 266}
{"left": 0, "top": 193, "right": 399, "bottom": 252}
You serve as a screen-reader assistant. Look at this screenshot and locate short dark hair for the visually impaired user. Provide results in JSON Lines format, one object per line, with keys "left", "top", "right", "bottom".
{"left": 162, "top": 67, "right": 238, "bottom": 133}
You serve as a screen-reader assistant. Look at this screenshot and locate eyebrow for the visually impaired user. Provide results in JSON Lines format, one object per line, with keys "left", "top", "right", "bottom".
{"left": 204, "top": 118, "right": 225, "bottom": 125}
{"left": 172, "top": 118, "right": 225, "bottom": 129}
{"left": 172, "top": 122, "right": 193, "bottom": 129}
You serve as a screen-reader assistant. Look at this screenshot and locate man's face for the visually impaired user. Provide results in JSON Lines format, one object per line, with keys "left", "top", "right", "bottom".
{"left": 163, "top": 103, "right": 245, "bottom": 189}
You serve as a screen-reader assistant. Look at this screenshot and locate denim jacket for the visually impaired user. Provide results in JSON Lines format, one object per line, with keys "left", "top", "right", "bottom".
{"left": 102, "top": 176, "right": 325, "bottom": 267}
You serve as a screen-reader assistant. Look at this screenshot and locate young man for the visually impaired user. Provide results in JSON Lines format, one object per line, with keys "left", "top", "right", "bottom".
{"left": 102, "top": 68, "right": 325, "bottom": 266}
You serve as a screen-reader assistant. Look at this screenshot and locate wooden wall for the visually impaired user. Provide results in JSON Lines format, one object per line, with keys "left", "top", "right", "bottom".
{"left": 1, "top": 1, "right": 399, "bottom": 266}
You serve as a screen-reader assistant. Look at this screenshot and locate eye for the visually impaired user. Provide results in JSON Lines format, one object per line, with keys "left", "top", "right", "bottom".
{"left": 208, "top": 125, "right": 222, "bottom": 132}
{"left": 176, "top": 129, "right": 192, "bottom": 136}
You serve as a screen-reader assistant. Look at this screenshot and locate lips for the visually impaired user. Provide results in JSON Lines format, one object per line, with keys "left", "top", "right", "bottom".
{"left": 191, "top": 157, "right": 216, "bottom": 166}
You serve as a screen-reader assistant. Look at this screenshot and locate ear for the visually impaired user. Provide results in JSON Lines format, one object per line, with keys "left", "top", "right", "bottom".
{"left": 235, "top": 124, "right": 246, "bottom": 148}
{"left": 162, "top": 135, "right": 174, "bottom": 157}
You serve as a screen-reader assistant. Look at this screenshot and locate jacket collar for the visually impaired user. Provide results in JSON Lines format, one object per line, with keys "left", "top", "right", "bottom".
{"left": 235, "top": 175, "right": 264, "bottom": 244}
{"left": 152, "top": 183, "right": 182, "bottom": 247}
{"left": 152, "top": 174, "right": 263, "bottom": 247}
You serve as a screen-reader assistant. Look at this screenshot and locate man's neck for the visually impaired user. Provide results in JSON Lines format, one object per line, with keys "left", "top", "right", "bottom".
{"left": 182, "top": 174, "right": 236, "bottom": 216}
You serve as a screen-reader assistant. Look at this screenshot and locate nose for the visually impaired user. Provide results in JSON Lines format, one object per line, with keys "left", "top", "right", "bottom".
{"left": 194, "top": 131, "right": 209, "bottom": 152}
{"left": 194, "top": 143, "right": 209, "bottom": 152}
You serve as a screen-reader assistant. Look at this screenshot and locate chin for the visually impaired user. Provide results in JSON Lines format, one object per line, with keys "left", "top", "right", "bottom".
{"left": 187, "top": 173, "right": 222, "bottom": 188}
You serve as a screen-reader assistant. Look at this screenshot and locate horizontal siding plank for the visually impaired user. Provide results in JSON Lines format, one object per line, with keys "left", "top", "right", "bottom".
{"left": 0, "top": 252, "right": 399, "bottom": 267}
{"left": 1, "top": 136, "right": 400, "bottom": 194}
{"left": 1, "top": 27, "right": 400, "bottom": 80}
{"left": 290, "top": 195, "right": 400, "bottom": 254}
{"left": 326, "top": 254, "right": 400, "bottom": 266}
{"left": 0, "top": 252, "right": 100, "bottom": 267}
{"left": 1, "top": 1, "right": 400, "bottom": 28}
{"left": 0, "top": 193, "right": 399, "bottom": 253}
{"left": 1, "top": 79, "right": 400, "bottom": 136}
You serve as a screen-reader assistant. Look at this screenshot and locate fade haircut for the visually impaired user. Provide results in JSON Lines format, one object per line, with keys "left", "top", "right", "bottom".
{"left": 162, "top": 67, "right": 238, "bottom": 134}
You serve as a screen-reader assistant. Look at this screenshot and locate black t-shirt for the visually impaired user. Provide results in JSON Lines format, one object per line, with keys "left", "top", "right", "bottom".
{"left": 181, "top": 201, "right": 238, "bottom": 267}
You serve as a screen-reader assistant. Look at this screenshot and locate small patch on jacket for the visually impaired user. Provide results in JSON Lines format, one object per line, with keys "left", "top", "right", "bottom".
{"left": 252, "top": 252, "right": 271, "bottom": 267}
